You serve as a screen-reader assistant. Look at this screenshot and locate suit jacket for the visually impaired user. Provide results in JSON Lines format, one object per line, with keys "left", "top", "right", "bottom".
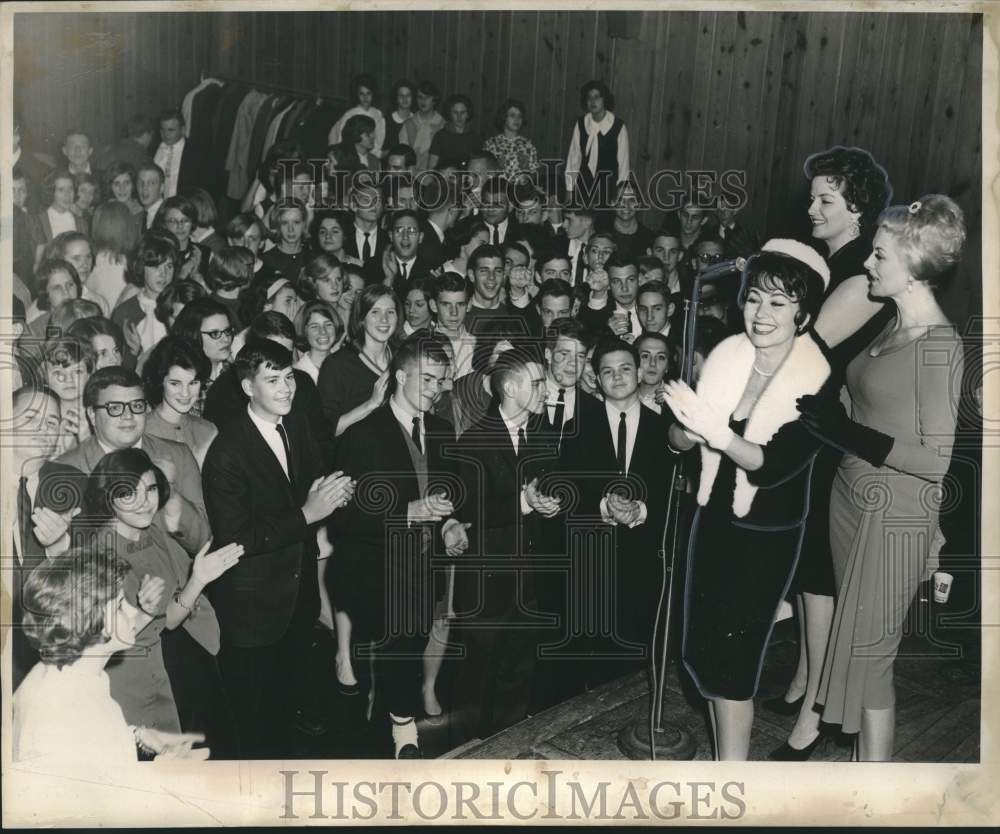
{"left": 342, "top": 221, "right": 390, "bottom": 284}
{"left": 418, "top": 219, "right": 449, "bottom": 270}
{"left": 388, "top": 254, "right": 435, "bottom": 300}
{"left": 202, "top": 407, "right": 324, "bottom": 648}
{"left": 153, "top": 138, "right": 213, "bottom": 197}
{"left": 202, "top": 365, "right": 334, "bottom": 469}
{"left": 454, "top": 405, "right": 559, "bottom": 616}
{"left": 330, "top": 404, "right": 456, "bottom": 631}
{"left": 12, "top": 473, "right": 46, "bottom": 690}
{"left": 36, "top": 433, "right": 211, "bottom": 555}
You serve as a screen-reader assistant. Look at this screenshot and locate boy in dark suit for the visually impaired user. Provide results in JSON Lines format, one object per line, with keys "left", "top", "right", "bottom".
{"left": 331, "top": 334, "right": 469, "bottom": 758}
{"left": 202, "top": 340, "right": 354, "bottom": 756}
{"left": 450, "top": 346, "right": 561, "bottom": 745}
{"left": 561, "top": 337, "right": 674, "bottom": 692}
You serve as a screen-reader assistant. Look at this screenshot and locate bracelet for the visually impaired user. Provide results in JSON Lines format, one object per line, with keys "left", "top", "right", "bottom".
{"left": 173, "top": 591, "right": 199, "bottom": 614}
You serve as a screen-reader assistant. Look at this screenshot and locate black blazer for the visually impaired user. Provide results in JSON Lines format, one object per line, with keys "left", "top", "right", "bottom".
{"left": 12, "top": 475, "right": 46, "bottom": 690}
{"left": 389, "top": 254, "right": 435, "bottom": 300}
{"left": 202, "top": 365, "right": 334, "bottom": 470}
{"left": 153, "top": 138, "right": 213, "bottom": 196}
{"left": 201, "top": 407, "right": 324, "bottom": 648}
{"left": 418, "top": 219, "right": 449, "bottom": 270}
{"left": 330, "top": 404, "right": 456, "bottom": 629}
{"left": 453, "top": 404, "right": 559, "bottom": 616}
{"left": 342, "top": 222, "right": 390, "bottom": 284}
{"left": 538, "top": 386, "right": 605, "bottom": 465}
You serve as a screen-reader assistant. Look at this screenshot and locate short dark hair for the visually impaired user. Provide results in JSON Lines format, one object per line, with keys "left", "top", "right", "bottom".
{"left": 737, "top": 250, "right": 825, "bottom": 328}
{"left": 181, "top": 187, "right": 218, "bottom": 227}
{"left": 605, "top": 252, "right": 638, "bottom": 274}
{"left": 42, "top": 334, "right": 95, "bottom": 374}
{"left": 494, "top": 98, "right": 528, "bottom": 132}
{"left": 159, "top": 108, "right": 185, "bottom": 126}
{"left": 343, "top": 114, "right": 377, "bottom": 146}
{"left": 206, "top": 246, "right": 254, "bottom": 293}
{"left": 83, "top": 447, "right": 169, "bottom": 524}
{"left": 580, "top": 79, "right": 614, "bottom": 111}
{"left": 83, "top": 366, "right": 143, "bottom": 409}
{"left": 351, "top": 73, "right": 378, "bottom": 102}
{"left": 390, "top": 331, "right": 452, "bottom": 392}
{"left": 34, "top": 259, "right": 81, "bottom": 311}
{"left": 591, "top": 336, "right": 639, "bottom": 377}
{"left": 468, "top": 243, "right": 505, "bottom": 274}
{"left": 536, "top": 277, "right": 573, "bottom": 306}
{"left": 224, "top": 212, "right": 266, "bottom": 241}
{"left": 41, "top": 169, "right": 76, "bottom": 208}
{"left": 503, "top": 241, "right": 530, "bottom": 264}
{"left": 21, "top": 546, "right": 130, "bottom": 668}
{"left": 390, "top": 78, "right": 415, "bottom": 103}
{"left": 544, "top": 315, "right": 591, "bottom": 351}
{"left": 128, "top": 234, "right": 178, "bottom": 287}
{"left": 170, "top": 297, "right": 233, "bottom": 358}
{"left": 433, "top": 271, "right": 470, "bottom": 300}
{"left": 416, "top": 80, "right": 441, "bottom": 102}
{"left": 153, "top": 195, "right": 199, "bottom": 230}
{"left": 250, "top": 309, "right": 297, "bottom": 344}
{"left": 155, "top": 278, "right": 205, "bottom": 325}
{"left": 637, "top": 280, "right": 671, "bottom": 304}
{"left": 235, "top": 337, "right": 293, "bottom": 382}
{"left": 125, "top": 113, "right": 155, "bottom": 138}
{"left": 386, "top": 143, "right": 417, "bottom": 168}
{"left": 635, "top": 331, "right": 671, "bottom": 354}
{"left": 803, "top": 145, "right": 893, "bottom": 234}
{"left": 490, "top": 345, "right": 543, "bottom": 398}
{"left": 142, "top": 336, "right": 210, "bottom": 405}
{"left": 443, "top": 93, "right": 474, "bottom": 120}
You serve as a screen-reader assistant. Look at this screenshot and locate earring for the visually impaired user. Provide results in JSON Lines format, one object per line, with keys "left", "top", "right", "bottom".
{"left": 849, "top": 218, "right": 861, "bottom": 239}
{"left": 906, "top": 278, "right": 913, "bottom": 293}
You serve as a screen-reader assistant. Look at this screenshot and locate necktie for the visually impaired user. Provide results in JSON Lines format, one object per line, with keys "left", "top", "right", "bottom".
{"left": 362, "top": 232, "right": 372, "bottom": 262}
{"left": 411, "top": 415, "right": 423, "bottom": 454}
{"left": 16, "top": 476, "right": 31, "bottom": 565}
{"left": 275, "top": 422, "right": 294, "bottom": 484}
{"left": 553, "top": 388, "right": 565, "bottom": 434}
{"left": 162, "top": 144, "right": 174, "bottom": 194}
{"left": 574, "top": 248, "right": 586, "bottom": 285}
{"left": 617, "top": 412, "right": 627, "bottom": 474}
{"left": 627, "top": 312, "right": 634, "bottom": 335}
{"left": 399, "top": 260, "right": 408, "bottom": 282}
{"left": 517, "top": 427, "right": 526, "bottom": 458}
{"left": 491, "top": 224, "right": 499, "bottom": 245}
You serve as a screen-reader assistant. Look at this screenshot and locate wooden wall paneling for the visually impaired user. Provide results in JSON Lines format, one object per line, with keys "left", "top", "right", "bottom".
{"left": 795, "top": 12, "right": 838, "bottom": 166}
{"left": 900, "top": 14, "right": 939, "bottom": 195}
{"left": 852, "top": 14, "right": 890, "bottom": 149}
{"left": 748, "top": 10, "right": 785, "bottom": 225}
{"left": 886, "top": 12, "right": 929, "bottom": 185}
{"left": 643, "top": 11, "right": 671, "bottom": 197}
{"left": 507, "top": 9, "right": 539, "bottom": 138}
{"left": 686, "top": 12, "right": 720, "bottom": 174}
{"left": 593, "top": 12, "right": 612, "bottom": 87}
{"left": 610, "top": 11, "right": 654, "bottom": 187}
{"left": 533, "top": 10, "right": 566, "bottom": 163}
{"left": 923, "top": 14, "right": 968, "bottom": 195}
{"left": 658, "top": 12, "right": 698, "bottom": 175}
{"left": 871, "top": 12, "right": 911, "bottom": 180}
{"left": 479, "top": 11, "right": 502, "bottom": 125}
{"left": 944, "top": 15, "right": 982, "bottom": 207}
{"left": 706, "top": 11, "right": 741, "bottom": 177}
{"left": 730, "top": 11, "right": 773, "bottom": 223}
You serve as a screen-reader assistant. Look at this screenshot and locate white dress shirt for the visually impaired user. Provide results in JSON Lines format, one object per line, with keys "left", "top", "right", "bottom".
{"left": 354, "top": 226, "right": 377, "bottom": 265}
{"left": 498, "top": 406, "right": 534, "bottom": 515}
{"left": 441, "top": 326, "right": 475, "bottom": 379}
{"left": 47, "top": 207, "right": 76, "bottom": 238}
{"left": 145, "top": 198, "right": 163, "bottom": 230}
{"left": 600, "top": 398, "right": 646, "bottom": 527}
{"left": 12, "top": 471, "right": 39, "bottom": 566}
{"left": 154, "top": 137, "right": 185, "bottom": 198}
{"left": 613, "top": 302, "right": 643, "bottom": 340}
{"left": 568, "top": 238, "right": 585, "bottom": 286}
{"left": 390, "top": 396, "right": 424, "bottom": 453}
{"left": 246, "top": 404, "right": 290, "bottom": 480}
{"left": 486, "top": 217, "right": 510, "bottom": 246}
{"left": 545, "top": 378, "right": 576, "bottom": 429}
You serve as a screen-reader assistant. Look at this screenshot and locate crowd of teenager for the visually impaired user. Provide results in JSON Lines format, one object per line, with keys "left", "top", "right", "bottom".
{"left": 8, "top": 72, "right": 976, "bottom": 764}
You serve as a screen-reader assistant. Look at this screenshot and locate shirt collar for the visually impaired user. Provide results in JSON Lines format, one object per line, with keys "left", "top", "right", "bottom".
{"left": 585, "top": 111, "right": 616, "bottom": 136}
{"left": 389, "top": 395, "right": 421, "bottom": 428}
{"left": 246, "top": 402, "right": 283, "bottom": 431}
{"left": 604, "top": 397, "right": 640, "bottom": 421}
{"left": 498, "top": 403, "right": 531, "bottom": 432}
{"left": 98, "top": 437, "right": 142, "bottom": 456}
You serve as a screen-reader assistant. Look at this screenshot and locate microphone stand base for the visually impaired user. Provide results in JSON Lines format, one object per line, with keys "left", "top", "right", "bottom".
{"left": 618, "top": 720, "right": 697, "bottom": 761}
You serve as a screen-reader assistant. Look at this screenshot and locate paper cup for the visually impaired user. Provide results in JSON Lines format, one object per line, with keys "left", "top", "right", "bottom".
{"left": 933, "top": 571, "right": 953, "bottom": 604}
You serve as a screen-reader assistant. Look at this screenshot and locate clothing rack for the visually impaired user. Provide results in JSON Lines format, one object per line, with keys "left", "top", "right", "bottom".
{"left": 200, "top": 70, "right": 348, "bottom": 107}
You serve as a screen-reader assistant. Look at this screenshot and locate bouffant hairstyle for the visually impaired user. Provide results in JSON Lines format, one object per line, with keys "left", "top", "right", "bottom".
{"left": 294, "top": 299, "right": 343, "bottom": 353}
{"left": 21, "top": 546, "right": 130, "bottom": 668}
{"left": 205, "top": 245, "right": 254, "bottom": 293}
{"left": 737, "top": 251, "right": 826, "bottom": 330}
{"left": 803, "top": 145, "right": 893, "bottom": 234}
{"left": 152, "top": 195, "right": 199, "bottom": 230}
{"left": 42, "top": 334, "right": 96, "bottom": 374}
{"left": 494, "top": 98, "right": 528, "bottom": 132}
{"left": 41, "top": 169, "right": 76, "bottom": 207}
{"left": 154, "top": 278, "right": 206, "bottom": 325}
{"left": 443, "top": 93, "right": 474, "bottom": 121}
{"left": 351, "top": 73, "right": 379, "bottom": 103}
{"left": 416, "top": 80, "right": 441, "bottom": 103}
{"left": 142, "top": 335, "right": 210, "bottom": 406}
{"left": 579, "top": 80, "right": 614, "bottom": 112}
{"left": 170, "top": 297, "right": 234, "bottom": 356}
{"left": 343, "top": 114, "right": 377, "bottom": 147}
{"left": 82, "top": 447, "right": 169, "bottom": 524}
{"left": 127, "top": 234, "right": 178, "bottom": 287}
{"left": 875, "top": 195, "right": 966, "bottom": 290}
{"left": 298, "top": 252, "right": 345, "bottom": 300}
{"left": 265, "top": 198, "right": 309, "bottom": 243}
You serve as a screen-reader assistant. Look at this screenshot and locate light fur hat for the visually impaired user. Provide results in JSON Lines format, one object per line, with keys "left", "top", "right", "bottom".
{"left": 759, "top": 238, "right": 831, "bottom": 290}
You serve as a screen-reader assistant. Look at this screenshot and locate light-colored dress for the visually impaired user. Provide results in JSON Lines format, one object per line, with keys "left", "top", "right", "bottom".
{"left": 484, "top": 133, "right": 540, "bottom": 180}
{"left": 144, "top": 408, "right": 219, "bottom": 469}
{"left": 818, "top": 325, "right": 962, "bottom": 734}
{"left": 13, "top": 662, "right": 137, "bottom": 766}
{"left": 399, "top": 111, "right": 445, "bottom": 172}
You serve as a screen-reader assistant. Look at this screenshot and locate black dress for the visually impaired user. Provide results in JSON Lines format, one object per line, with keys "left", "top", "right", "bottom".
{"left": 683, "top": 418, "right": 820, "bottom": 701}
{"left": 789, "top": 237, "right": 895, "bottom": 596}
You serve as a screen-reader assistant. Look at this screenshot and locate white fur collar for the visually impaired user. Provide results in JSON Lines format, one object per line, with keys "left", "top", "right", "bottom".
{"left": 695, "top": 332, "right": 830, "bottom": 517}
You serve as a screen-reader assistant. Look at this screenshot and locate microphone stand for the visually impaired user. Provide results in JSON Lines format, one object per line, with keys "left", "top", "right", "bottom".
{"left": 618, "top": 258, "right": 745, "bottom": 761}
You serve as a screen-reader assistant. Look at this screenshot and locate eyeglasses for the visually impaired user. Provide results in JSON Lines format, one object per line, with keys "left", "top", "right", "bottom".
{"left": 201, "top": 327, "right": 235, "bottom": 341}
{"left": 93, "top": 399, "right": 148, "bottom": 417}
{"left": 697, "top": 252, "right": 725, "bottom": 264}
{"left": 393, "top": 226, "right": 420, "bottom": 236}
{"left": 165, "top": 216, "right": 193, "bottom": 228}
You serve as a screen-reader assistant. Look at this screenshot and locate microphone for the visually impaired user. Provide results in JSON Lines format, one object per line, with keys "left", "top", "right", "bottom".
{"left": 695, "top": 257, "right": 747, "bottom": 282}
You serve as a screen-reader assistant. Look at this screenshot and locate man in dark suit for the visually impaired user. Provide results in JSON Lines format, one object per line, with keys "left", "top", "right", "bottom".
{"left": 417, "top": 177, "right": 460, "bottom": 270}
{"left": 331, "top": 334, "right": 469, "bottom": 758}
{"left": 479, "top": 174, "right": 524, "bottom": 247}
{"left": 36, "top": 367, "right": 211, "bottom": 558}
{"left": 9, "top": 385, "right": 63, "bottom": 690}
{"left": 341, "top": 184, "right": 390, "bottom": 284}
{"left": 202, "top": 311, "right": 334, "bottom": 468}
{"left": 96, "top": 113, "right": 155, "bottom": 173}
{"left": 202, "top": 339, "right": 354, "bottom": 757}
{"left": 450, "top": 346, "right": 561, "bottom": 745}
{"left": 560, "top": 337, "right": 674, "bottom": 692}
{"left": 153, "top": 109, "right": 211, "bottom": 198}
{"left": 381, "top": 208, "right": 436, "bottom": 300}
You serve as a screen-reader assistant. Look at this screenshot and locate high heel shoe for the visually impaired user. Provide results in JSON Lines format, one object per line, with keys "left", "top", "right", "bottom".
{"left": 767, "top": 731, "right": 824, "bottom": 761}
{"left": 762, "top": 693, "right": 805, "bottom": 715}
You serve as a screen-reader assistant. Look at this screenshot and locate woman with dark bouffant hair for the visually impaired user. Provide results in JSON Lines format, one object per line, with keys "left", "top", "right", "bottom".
{"left": 77, "top": 448, "right": 242, "bottom": 757}
{"left": 764, "top": 146, "right": 893, "bottom": 759}
{"left": 152, "top": 195, "right": 207, "bottom": 282}
{"left": 111, "top": 233, "right": 179, "bottom": 356}
{"left": 13, "top": 546, "right": 211, "bottom": 765}
{"left": 428, "top": 93, "right": 481, "bottom": 171}
{"left": 564, "top": 80, "right": 630, "bottom": 210}
{"left": 399, "top": 80, "right": 445, "bottom": 173}
{"left": 485, "top": 98, "right": 539, "bottom": 182}
{"left": 803, "top": 196, "right": 966, "bottom": 761}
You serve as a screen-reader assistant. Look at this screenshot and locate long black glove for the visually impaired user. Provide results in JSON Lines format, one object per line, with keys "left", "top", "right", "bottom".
{"left": 796, "top": 393, "right": 895, "bottom": 467}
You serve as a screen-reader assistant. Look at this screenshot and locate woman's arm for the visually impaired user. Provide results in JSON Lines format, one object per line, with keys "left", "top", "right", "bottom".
{"left": 814, "top": 273, "right": 884, "bottom": 349}
{"left": 239, "top": 177, "right": 263, "bottom": 213}
{"left": 617, "top": 124, "right": 630, "bottom": 185}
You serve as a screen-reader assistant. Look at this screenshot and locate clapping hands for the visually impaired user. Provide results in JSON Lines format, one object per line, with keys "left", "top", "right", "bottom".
{"left": 606, "top": 490, "right": 642, "bottom": 526}
{"left": 662, "top": 380, "right": 733, "bottom": 450}
{"left": 525, "top": 477, "right": 561, "bottom": 517}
